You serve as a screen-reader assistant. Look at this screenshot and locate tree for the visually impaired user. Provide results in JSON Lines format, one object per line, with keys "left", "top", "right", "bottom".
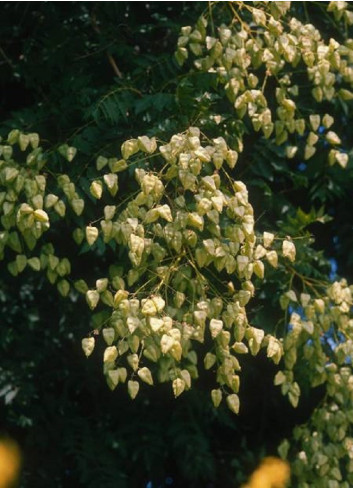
{"left": 1, "top": 2, "right": 353, "bottom": 487}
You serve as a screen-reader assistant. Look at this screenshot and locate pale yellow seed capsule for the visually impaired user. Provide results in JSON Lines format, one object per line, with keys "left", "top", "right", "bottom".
{"left": 102, "top": 328, "right": 115, "bottom": 346}
{"left": 96, "top": 278, "right": 108, "bottom": 292}
{"left": 211, "top": 389, "right": 222, "bottom": 408}
{"left": 86, "top": 226, "right": 99, "bottom": 246}
{"left": 263, "top": 232, "right": 274, "bottom": 248}
{"left": 137, "top": 367, "right": 153, "bottom": 386}
{"left": 161, "top": 334, "right": 174, "bottom": 354}
{"left": 128, "top": 380, "right": 140, "bottom": 399}
{"left": 204, "top": 352, "right": 217, "bottom": 370}
{"left": 127, "top": 354, "right": 139, "bottom": 371}
{"left": 209, "top": 319, "right": 223, "bottom": 338}
{"left": 180, "top": 370, "right": 191, "bottom": 389}
{"left": 266, "top": 250, "right": 278, "bottom": 268}
{"left": 173, "top": 378, "right": 185, "bottom": 398}
{"left": 33, "top": 209, "right": 49, "bottom": 223}
{"left": 282, "top": 240, "right": 296, "bottom": 262}
{"left": 90, "top": 180, "right": 103, "bottom": 199}
{"left": 103, "top": 173, "right": 118, "bottom": 196}
{"left": 226, "top": 394, "right": 240, "bottom": 414}
{"left": 107, "top": 370, "right": 119, "bottom": 390}
{"left": 104, "top": 346, "right": 118, "bottom": 363}
{"left": 71, "top": 199, "right": 84, "bottom": 216}
{"left": 86, "top": 289, "right": 100, "bottom": 310}
{"left": 121, "top": 139, "right": 139, "bottom": 159}
{"left": 82, "top": 337, "right": 95, "bottom": 357}
{"left": 118, "top": 367, "right": 127, "bottom": 383}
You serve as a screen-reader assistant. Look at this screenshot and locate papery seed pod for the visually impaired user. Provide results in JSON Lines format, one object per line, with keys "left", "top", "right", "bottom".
{"left": 109, "top": 158, "right": 127, "bottom": 173}
{"left": 187, "top": 212, "right": 204, "bottom": 231}
{"left": 128, "top": 380, "right": 140, "bottom": 399}
{"left": 107, "top": 370, "right": 119, "bottom": 390}
{"left": 173, "top": 378, "right": 185, "bottom": 398}
{"left": 282, "top": 240, "right": 296, "bottom": 262}
{"left": 66, "top": 147, "right": 77, "bottom": 162}
{"left": 335, "top": 152, "right": 348, "bottom": 169}
{"left": 209, "top": 319, "right": 223, "bottom": 338}
{"left": 326, "top": 131, "right": 341, "bottom": 146}
{"left": 7, "top": 262, "right": 18, "bottom": 276}
{"left": 18, "top": 133, "right": 30, "bottom": 151}
{"left": 149, "top": 317, "right": 164, "bottom": 333}
{"left": 100, "top": 290, "right": 114, "bottom": 307}
{"left": 118, "top": 367, "right": 127, "bottom": 383}
{"left": 211, "top": 388, "right": 222, "bottom": 408}
{"left": 96, "top": 278, "right": 108, "bottom": 293}
{"left": 138, "top": 136, "right": 157, "bottom": 153}
{"left": 86, "top": 290, "right": 100, "bottom": 310}
{"left": 3, "top": 168, "right": 19, "bottom": 183}
{"left": 127, "top": 354, "right": 139, "bottom": 371}
{"left": 267, "top": 336, "right": 283, "bottom": 364}
{"left": 314, "top": 298, "right": 325, "bottom": 314}
{"left": 174, "top": 291, "right": 185, "bottom": 308}
{"left": 82, "top": 337, "right": 95, "bottom": 357}
{"left": 102, "top": 328, "right": 115, "bottom": 346}
{"left": 143, "top": 345, "right": 160, "bottom": 363}
{"left": 161, "top": 334, "right": 174, "bottom": 354}
{"left": 31, "top": 194, "right": 43, "bottom": 210}
{"left": 124, "top": 332, "right": 137, "bottom": 352}
{"left": 15, "top": 254, "right": 27, "bottom": 273}
{"left": 7, "top": 128, "right": 20, "bottom": 144}
{"left": 90, "top": 180, "right": 103, "bottom": 199}
{"left": 170, "top": 342, "right": 182, "bottom": 362}
{"left": 229, "top": 375, "right": 240, "bottom": 393}
{"left": 263, "top": 232, "right": 274, "bottom": 248}
{"left": 145, "top": 208, "right": 160, "bottom": 223}
{"left": 127, "top": 317, "right": 140, "bottom": 334}
{"left": 104, "top": 346, "right": 118, "bottom": 363}
{"left": 57, "top": 279, "right": 70, "bottom": 297}
{"left": 309, "top": 114, "right": 320, "bottom": 131}
{"left": 104, "top": 205, "right": 116, "bottom": 220}
{"left": 253, "top": 260, "right": 264, "bottom": 279}
{"left": 86, "top": 226, "right": 99, "bottom": 246}
{"left": 157, "top": 204, "right": 173, "bottom": 222}
{"left": 96, "top": 156, "right": 108, "bottom": 170}
{"left": 137, "top": 367, "right": 153, "bottom": 385}
{"left": 2, "top": 145, "right": 13, "bottom": 161}
{"left": 254, "top": 244, "right": 266, "bottom": 260}
{"left": 32, "top": 209, "right": 48, "bottom": 223}
{"left": 204, "top": 352, "right": 217, "bottom": 370}
{"left": 74, "top": 279, "right": 88, "bottom": 294}
{"left": 103, "top": 173, "right": 118, "bottom": 196}
{"left": 73, "top": 228, "right": 84, "bottom": 245}
{"left": 266, "top": 250, "right": 278, "bottom": 268}
{"left": 232, "top": 342, "right": 248, "bottom": 354}
{"left": 45, "top": 194, "right": 59, "bottom": 209}
{"left": 180, "top": 369, "right": 191, "bottom": 389}
{"left": 54, "top": 200, "right": 66, "bottom": 217}
{"left": 121, "top": 139, "right": 139, "bottom": 159}
{"left": 322, "top": 113, "right": 334, "bottom": 128}
{"left": 113, "top": 290, "right": 129, "bottom": 308}
{"left": 27, "top": 257, "right": 40, "bottom": 271}
{"left": 71, "top": 199, "right": 84, "bottom": 216}
{"left": 304, "top": 145, "right": 316, "bottom": 160}
{"left": 226, "top": 393, "right": 240, "bottom": 414}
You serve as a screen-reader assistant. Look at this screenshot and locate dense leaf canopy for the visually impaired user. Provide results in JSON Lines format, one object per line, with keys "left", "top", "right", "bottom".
{"left": 1, "top": 2, "right": 353, "bottom": 487}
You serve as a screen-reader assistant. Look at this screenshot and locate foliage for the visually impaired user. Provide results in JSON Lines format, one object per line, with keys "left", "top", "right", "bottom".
{"left": 1, "top": 1, "right": 353, "bottom": 487}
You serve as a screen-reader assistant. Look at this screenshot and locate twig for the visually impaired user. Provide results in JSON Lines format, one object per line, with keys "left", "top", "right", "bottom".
{"left": 91, "top": 7, "right": 123, "bottom": 79}
{"left": 0, "top": 45, "right": 14, "bottom": 69}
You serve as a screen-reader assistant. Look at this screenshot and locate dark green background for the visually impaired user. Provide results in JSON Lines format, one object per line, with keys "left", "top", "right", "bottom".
{"left": 1, "top": 2, "right": 352, "bottom": 486}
